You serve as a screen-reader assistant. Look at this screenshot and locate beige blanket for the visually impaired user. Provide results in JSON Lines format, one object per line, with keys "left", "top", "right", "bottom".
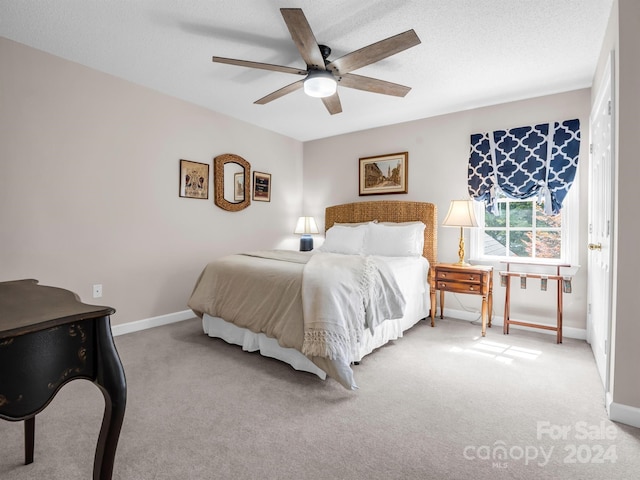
{"left": 188, "top": 250, "right": 309, "bottom": 352}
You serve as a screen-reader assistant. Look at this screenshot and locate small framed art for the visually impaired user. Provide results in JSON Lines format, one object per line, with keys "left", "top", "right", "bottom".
{"left": 359, "top": 152, "right": 408, "bottom": 196}
{"left": 253, "top": 171, "right": 271, "bottom": 202}
{"left": 179, "top": 159, "right": 209, "bottom": 199}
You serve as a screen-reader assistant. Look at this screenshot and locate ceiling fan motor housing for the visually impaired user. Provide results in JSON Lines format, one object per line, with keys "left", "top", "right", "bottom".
{"left": 318, "top": 44, "right": 332, "bottom": 62}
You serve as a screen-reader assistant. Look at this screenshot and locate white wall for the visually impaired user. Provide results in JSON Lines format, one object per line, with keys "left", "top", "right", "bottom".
{"left": 0, "top": 37, "right": 304, "bottom": 326}
{"left": 303, "top": 89, "right": 591, "bottom": 333}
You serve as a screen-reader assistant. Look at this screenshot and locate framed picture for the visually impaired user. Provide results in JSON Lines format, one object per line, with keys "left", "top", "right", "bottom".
{"left": 179, "top": 159, "right": 209, "bottom": 199}
{"left": 253, "top": 171, "right": 271, "bottom": 202}
{"left": 233, "top": 172, "right": 245, "bottom": 201}
{"left": 359, "top": 152, "right": 408, "bottom": 196}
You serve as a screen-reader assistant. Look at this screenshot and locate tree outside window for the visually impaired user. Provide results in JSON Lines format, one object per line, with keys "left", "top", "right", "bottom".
{"left": 481, "top": 196, "right": 562, "bottom": 260}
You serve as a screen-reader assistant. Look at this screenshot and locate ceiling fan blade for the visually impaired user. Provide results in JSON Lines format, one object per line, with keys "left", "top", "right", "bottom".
{"left": 339, "top": 73, "right": 411, "bottom": 97}
{"left": 280, "top": 8, "right": 326, "bottom": 69}
{"left": 254, "top": 80, "right": 304, "bottom": 105}
{"left": 327, "top": 29, "right": 421, "bottom": 75}
{"left": 321, "top": 93, "right": 342, "bottom": 115}
{"left": 212, "top": 57, "right": 307, "bottom": 76}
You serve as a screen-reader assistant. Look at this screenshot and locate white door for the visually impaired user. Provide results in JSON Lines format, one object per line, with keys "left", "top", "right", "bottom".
{"left": 587, "top": 52, "right": 614, "bottom": 390}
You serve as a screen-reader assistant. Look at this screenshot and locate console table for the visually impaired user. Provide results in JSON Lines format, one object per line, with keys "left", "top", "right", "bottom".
{"left": 0, "top": 279, "right": 126, "bottom": 480}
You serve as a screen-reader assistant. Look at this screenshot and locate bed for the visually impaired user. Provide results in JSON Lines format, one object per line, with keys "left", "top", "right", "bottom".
{"left": 187, "top": 200, "right": 437, "bottom": 389}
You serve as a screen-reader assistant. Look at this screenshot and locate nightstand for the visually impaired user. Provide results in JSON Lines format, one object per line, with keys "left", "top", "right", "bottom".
{"left": 430, "top": 263, "right": 494, "bottom": 336}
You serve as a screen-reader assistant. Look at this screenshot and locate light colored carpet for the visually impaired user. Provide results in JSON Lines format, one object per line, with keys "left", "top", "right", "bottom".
{"left": 1, "top": 317, "right": 639, "bottom": 480}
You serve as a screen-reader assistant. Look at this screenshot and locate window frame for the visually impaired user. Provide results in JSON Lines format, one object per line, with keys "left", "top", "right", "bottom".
{"left": 470, "top": 170, "right": 579, "bottom": 265}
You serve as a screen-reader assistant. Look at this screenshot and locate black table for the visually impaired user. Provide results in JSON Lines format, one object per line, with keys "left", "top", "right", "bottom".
{"left": 0, "top": 279, "right": 126, "bottom": 480}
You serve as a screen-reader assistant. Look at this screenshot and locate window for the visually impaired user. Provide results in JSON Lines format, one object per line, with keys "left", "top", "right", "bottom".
{"left": 481, "top": 196, "right": 561, "bottom": 259}
{"left": 467, "top": 118, "right": 581, "bottom": 264}
{"left": 471, "top": 181, "right": 578, "bottom": 264}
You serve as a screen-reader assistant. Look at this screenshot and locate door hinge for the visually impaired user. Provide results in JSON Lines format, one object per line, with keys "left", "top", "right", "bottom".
{"left": 588, "top": 303, "right": 591, "bottom": 314}
{"left": 608, "top": 100, "right": 612, "bottom": 115}
{"left": 590, "top": 143, "right": 593, "bottom": 154}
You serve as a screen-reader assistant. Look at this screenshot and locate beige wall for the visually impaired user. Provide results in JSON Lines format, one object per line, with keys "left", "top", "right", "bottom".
{"left": 614, "top": 0, "right": 640, "bottom": 414}
{"left": 0, "top": 37, "right": 304, "bottom": 326}
{"left": 303, "top": 89, "right": 591, "bottom": 333}
{"left": 593, "top": 0, "right": 640, "bottom": 414}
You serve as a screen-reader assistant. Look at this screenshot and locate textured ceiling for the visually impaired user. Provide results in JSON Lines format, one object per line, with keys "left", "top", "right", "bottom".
{"left": 0, "top": 0, "right": 613, "bottom": 141}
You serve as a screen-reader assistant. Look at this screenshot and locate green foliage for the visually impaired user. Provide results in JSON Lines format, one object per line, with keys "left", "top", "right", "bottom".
{"left": 483, "top": 199, "right": 561, "bottom": 259}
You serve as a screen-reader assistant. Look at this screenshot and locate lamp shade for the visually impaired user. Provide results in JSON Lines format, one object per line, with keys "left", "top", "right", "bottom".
{"left": 442, "top": 200, "right": 478, "bottom": 228}
{"left": 303, "top": 70, "right": 337, "bottom": 98}
{"left": 294, "top": 216, "right": 319, "bottom": 235}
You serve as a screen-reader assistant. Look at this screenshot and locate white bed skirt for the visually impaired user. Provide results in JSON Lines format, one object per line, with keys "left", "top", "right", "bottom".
{"left": 202, "top": 285, "right": 429, "bottom": 381}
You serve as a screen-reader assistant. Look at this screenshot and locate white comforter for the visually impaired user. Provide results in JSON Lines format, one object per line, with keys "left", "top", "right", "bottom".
{"left": 301, "top": 253, "right": 406, "bottom": 362}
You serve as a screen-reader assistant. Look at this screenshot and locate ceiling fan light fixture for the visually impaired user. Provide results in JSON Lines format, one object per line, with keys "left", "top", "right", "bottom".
{"left": 303, "top": 69, "right": 337, "bottom": 98}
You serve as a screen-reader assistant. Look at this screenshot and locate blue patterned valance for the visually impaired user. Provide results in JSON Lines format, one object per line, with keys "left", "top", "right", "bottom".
{"left": 468, "top": 119, "right": 581, "bottom": 215}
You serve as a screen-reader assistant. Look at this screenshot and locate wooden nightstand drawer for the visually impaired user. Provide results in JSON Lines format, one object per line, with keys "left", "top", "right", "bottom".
{"left": 436, "top": 270, "right": 482, "bottom": 283}
{"left": 436, "top": 280, "right": 481, "bottom": 293}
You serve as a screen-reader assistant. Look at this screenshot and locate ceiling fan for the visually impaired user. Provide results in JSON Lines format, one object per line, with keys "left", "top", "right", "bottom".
{"left": 212, "top": 8, "right": 421, "bottom": 115}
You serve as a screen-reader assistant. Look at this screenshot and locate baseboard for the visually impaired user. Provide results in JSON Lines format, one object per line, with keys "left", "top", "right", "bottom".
{"left": 111, "top": 309, "right": 195, "bottom": 336}
{"left": 606, "top": 391, "right": 614, "bottom": 417}
{"left": 440, "top": 307, "right": 587, "bottom": 340}
{"left": 608, "top": 401, "right": 640, "bottom": 429}
{"left": 113, "top": 308, "right": 587, "bottom": 341}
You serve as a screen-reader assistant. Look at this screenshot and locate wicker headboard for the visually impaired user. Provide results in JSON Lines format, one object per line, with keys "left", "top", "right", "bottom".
{"left": 324, "top": 200, "right": 437, "bottom": 266}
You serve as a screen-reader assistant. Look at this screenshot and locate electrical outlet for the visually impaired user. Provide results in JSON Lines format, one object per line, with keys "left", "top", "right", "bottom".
{"left": 93, "top": 284, "right": 103, "bottom": 298}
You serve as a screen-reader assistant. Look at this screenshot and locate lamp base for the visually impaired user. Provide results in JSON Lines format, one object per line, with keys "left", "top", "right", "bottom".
{"left": 456, "top": 227, "right": 470, "bottom": 266}
{"left": 453, "top": 260, "right": 472, "bottom": 266}
{"left": 299, "top": 235, "right": 313, "bottom": 252}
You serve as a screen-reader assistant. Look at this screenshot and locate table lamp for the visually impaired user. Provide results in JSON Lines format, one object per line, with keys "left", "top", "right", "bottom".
{"left": 442, "top": 200, "right": 478, "bottom": 265}
{"left": 294, "top": 216, "right": 319, "bottom": 251}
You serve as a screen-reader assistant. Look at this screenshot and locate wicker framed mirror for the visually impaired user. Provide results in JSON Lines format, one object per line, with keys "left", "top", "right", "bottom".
{"left": 214, "top": 153, "right": 251, "bottom": 212}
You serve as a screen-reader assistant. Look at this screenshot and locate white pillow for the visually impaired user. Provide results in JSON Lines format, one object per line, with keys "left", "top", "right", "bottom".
{"left": 379, "top": 221, "right": 424, "bottom": 226}
{"left": 318, "top": 224, "right": 367, "bottom": 255}
{"left": 363, "top": 222, "right": 426, "bottom": 257}
{"left": 334, "top": 221, "right": 376, "bottom": 227}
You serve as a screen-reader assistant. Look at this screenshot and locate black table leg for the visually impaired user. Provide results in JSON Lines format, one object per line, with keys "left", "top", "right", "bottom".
{"left": 24, "top": 416, "right": 35, "bottom": 464}
{"left": 92, "top": 316, "right": 127, "bottom": 480}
